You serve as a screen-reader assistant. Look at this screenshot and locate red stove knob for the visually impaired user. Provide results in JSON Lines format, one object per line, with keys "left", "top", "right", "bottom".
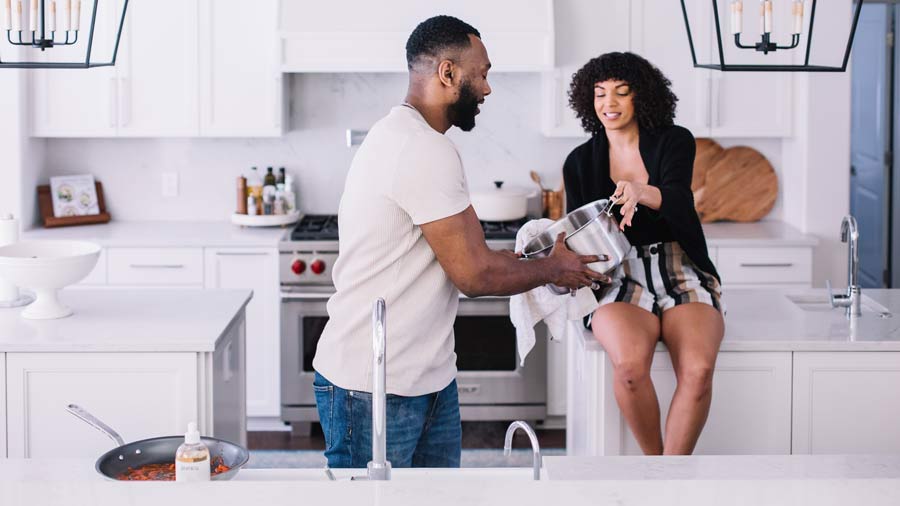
{"left": 310, "top": 259, "right": 326, "bottom": 275}
{"left": 291, "top": 259, "right": 307, "bottom": 275}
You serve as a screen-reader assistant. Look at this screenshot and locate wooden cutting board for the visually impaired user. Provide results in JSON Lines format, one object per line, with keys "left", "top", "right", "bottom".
{"left": 694, "top": 145, "right": 777, "bottom": 223}
{"left": 693, "top": 138, "right": 724, "bottom": 192}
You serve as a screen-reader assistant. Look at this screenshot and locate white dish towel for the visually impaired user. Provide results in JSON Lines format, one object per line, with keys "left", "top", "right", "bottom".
{"left": 509, "top": 219, "right": 599, "bottom": 366}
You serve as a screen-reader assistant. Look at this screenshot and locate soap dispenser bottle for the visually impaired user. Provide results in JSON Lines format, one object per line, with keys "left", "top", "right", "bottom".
{"left": 175, "top": 422, "right": 210, "bottom": 482}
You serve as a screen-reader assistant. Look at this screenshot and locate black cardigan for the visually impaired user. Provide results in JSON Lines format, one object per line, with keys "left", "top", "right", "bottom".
{"left": 562, "top": 125, "right": 720, "bottom": 282}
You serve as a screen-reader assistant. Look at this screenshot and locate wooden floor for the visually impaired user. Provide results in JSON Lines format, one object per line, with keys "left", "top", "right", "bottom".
{"left": 249, "top": 422, "right": 565, "bottom": 451}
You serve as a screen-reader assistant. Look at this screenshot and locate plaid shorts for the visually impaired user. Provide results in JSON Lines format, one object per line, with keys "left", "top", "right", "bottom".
{"left": 584, "top": 241, "right": 724, "bottom": 329}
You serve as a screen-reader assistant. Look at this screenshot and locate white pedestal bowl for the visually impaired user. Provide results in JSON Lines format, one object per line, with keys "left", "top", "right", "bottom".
{"left": 0, "top": 240, "right": 101, "bottom": 319}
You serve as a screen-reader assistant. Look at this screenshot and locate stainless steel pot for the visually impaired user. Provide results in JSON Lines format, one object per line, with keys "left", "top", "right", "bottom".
{"left": 66, "top": 404, "right": 250, "bottom": 481}
{"left": 522, "top": 198, "right": 632, "bottom": 294}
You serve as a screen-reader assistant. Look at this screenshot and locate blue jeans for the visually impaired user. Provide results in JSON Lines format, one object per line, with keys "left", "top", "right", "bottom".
{"left": 313, "top": 371, "right": 462, "bottom": 468}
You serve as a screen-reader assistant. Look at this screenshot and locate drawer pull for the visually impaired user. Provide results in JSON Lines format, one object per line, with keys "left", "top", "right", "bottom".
{"left": 129, "top": 264, "right": 186, "bottom": 269}
{"left": 739, "top": 263, "right": 794, "bottom": 268}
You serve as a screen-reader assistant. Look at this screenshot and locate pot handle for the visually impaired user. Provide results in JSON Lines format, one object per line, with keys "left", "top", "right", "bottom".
{"left": 65, "top": 403, "right": 126, "bottom": 446}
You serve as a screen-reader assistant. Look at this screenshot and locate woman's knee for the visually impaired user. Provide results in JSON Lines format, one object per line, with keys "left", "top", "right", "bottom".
{"left": 612, "top": 359, "right": 653, "bottom": 392}
{"left": 676, "top": 361, "right": 715, "bottom": 397}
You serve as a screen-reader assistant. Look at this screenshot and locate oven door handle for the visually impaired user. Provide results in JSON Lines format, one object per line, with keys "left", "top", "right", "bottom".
{"left": 281, "top": 292, "right": 336, "bottom": 301}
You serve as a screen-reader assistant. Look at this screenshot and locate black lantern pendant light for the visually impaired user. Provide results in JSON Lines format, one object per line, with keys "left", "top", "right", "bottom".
{"left": 1, "top": 0, "right": 128, "bottom": 68}
{"left": 681, "top": 0, "right": 864, "bottom": 72}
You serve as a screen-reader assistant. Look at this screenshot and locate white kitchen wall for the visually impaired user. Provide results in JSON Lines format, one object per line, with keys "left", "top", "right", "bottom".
{"left": 42, "top": 72, "right": 785, "bottom": 222}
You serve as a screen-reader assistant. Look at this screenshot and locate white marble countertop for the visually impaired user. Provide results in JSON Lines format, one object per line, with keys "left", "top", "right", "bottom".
{"left": 579, "top": 288, "right": 900, "bottom": 352}
{"left": 0, "top": 289, "right": 251, "bottom": 352}
{"left": 543, "top": 454, "right": 900, "bottom": 480}
{"left": 2, "top": 457, "right": 899, "bottom": 506}
{"left": 702, "top": 220, "right": 818, "bottom": 247}
{"left": 22, "top": 221, "right": 288, "bottom": 248}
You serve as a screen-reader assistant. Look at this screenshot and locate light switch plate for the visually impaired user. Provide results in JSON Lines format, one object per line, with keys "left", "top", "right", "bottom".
{"left": 162, "top": 172, "right": 179, "bottom": 197}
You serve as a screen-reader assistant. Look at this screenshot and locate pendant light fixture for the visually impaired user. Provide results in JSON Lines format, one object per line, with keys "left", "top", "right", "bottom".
{"left": 1, "top": 0, "right": 128, "bottom": 68}
{"left": 681, "top": 0, "right": 864, "bottom": 72}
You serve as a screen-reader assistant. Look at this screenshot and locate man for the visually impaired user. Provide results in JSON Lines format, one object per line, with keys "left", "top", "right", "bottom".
{"left": 312, "top": 15, "right": 607, "bottom": 468}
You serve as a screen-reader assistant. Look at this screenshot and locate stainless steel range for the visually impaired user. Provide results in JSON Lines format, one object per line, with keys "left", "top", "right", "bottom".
{"left": 279, "top": 214, "right": 547, "bottom": 433}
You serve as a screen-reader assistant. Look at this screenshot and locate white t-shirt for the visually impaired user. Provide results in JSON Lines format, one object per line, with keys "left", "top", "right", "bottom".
{"left": 313, "top": 105, "right": 471, "bottom": 396}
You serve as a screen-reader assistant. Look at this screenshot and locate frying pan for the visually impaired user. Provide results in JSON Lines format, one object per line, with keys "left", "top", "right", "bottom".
{"left": 66, "top": 404, "right": 250, "bottom": 481}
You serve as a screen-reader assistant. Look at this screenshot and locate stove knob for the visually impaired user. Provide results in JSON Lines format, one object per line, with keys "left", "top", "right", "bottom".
{"left": 310, "top": 259, "right": 326, "bottom": 275}
{"left": 291, "top": 259, "right": 307, "bottom": 275}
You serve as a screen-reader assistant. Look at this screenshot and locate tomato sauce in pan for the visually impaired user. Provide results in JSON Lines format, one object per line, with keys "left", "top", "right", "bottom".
{"left": 116, "top": 456, "right": 230, "bottom": 481}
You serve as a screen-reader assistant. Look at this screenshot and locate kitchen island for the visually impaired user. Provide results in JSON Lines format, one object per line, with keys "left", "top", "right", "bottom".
{"left": 568, "top": 288, "right": 900, "bottom": 456}
{"left": 0, "top": 289, "right": 249, "bottom": 459}
{"left": 2, "top": 455, "right": 900, "bottom": 505}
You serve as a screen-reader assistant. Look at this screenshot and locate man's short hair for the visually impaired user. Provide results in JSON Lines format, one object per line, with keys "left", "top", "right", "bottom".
{"left": 405, "top": 15, "right": 481, "bottom": 71}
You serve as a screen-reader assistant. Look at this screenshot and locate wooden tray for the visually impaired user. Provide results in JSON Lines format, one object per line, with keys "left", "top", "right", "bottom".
{"left": 37, "top": 182, "right": 112, "bottom": 228}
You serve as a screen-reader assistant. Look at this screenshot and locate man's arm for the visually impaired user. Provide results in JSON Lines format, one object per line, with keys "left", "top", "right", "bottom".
{"left": 420, "top": 206, "right": 609, "bottom": 298}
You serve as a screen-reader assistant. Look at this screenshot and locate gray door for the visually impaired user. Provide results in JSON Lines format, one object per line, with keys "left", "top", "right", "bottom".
{"left": 851, "top": 2, "right": 892, "bottom": 288}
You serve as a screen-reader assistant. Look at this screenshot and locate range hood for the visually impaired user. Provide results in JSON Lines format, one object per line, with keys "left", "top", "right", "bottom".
{"left": 278, "top": 0, "right": 554, "bottom": 73}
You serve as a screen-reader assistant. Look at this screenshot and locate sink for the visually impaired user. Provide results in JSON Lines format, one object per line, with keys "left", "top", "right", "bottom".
{"left": 0, "top": 240, "right": 101, "bottom": 319}
{"left": 786, "top": 293, "right": 892, "bottom": 317}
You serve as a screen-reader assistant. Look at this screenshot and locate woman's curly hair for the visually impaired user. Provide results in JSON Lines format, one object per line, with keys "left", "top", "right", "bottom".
{"left": 568, "top": 52, "right": 677, "bottom": 135}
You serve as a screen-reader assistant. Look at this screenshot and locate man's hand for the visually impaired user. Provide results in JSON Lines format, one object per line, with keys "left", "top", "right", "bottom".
{"left": 546, "top": 232, "right": 610, "bottom": 290}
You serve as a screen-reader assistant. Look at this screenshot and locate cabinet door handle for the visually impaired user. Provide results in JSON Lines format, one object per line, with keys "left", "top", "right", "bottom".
{"left": 457, "top": 384, "right": 481, "bottom": 395}
{"left": 129, "top": 264, "right": 186, "bottom": 269}
{"left": 739, "top": 262, "right": 794, "bottom": 268}
{"left": 711, "top": 77, "right": 722, "bottom": 128}
{"left": 222, "top": 340, "right": 234, "bottom": 382}
{"left": 108, "top": 77, "right": 117, "bottom": 128}
{"left": 119, "top": 77, "right": 131, "bottom": 127}
{"left": 215, "top": 252, "right": 269, "bottom": 257}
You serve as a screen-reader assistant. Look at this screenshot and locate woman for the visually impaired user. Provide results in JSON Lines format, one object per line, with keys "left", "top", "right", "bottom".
{"left": 563, "top": 52, "right": 725, "bottom": 455}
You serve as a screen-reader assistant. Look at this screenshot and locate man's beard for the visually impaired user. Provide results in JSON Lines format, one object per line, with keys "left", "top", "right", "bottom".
{"left": 447, "top": 80, "right": 480, "bottom": 132}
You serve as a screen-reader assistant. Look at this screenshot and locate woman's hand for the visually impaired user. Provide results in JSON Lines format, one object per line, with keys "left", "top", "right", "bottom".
{"left": 611, "top": 180, "right": 648, "bottom": 230}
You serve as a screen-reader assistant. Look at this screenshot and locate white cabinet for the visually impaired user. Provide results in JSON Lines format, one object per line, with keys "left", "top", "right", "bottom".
{"left": 107, "top": 247, "right": 205, "bottom": 286}
{"left": 717, "top": 246, "right": 813, "bottom": 289}
{"left": 0, "top": 353, "right": 5, "bottom": 459}
{"left": 198, "top": 0, "right": 283, "bottom": 137}
{"left": 792, "top": 352, "right": 900, "bottom": 455}
{"left": 568, "top": 338, "right": 793, "bottom": 456}
{"left": 280, "top": 0, "right": 554, "bottom": 72}
{"left": 544, "top": 0, "right": 792, "bottom": 138}
{"left": 6, "top": 352, "right": 199, "bottom": 458}
{"left": 30, "top": 1, "right": 119, "bottom": 137}
{"left": 629, "top": 0, "right": 712, "bottom": 137}
{"left": 541, "top": 0, "right": 630, "bottom": 137}
{"left": 547, "top": 339, "right": 567, "bottom": 418}
{"left": 205, "top": 313, "right": 248, "bottom": 447}
{"left": 31, "top": 0, "right": 282, "bottom": 138}
{"left": 115, "top": 0, "right": 199, "bottom": 137}
{"left": 205, "top": 248, "right": 279, "bottom": 418}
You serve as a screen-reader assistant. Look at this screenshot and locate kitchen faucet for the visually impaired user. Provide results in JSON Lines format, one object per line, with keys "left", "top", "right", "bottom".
{"left": 367, "top": 297, "right": 391, "bottom": 480}
{"left": 503, "top": 421, "right": 541, "bottom": 481}
{"left": 828, "top": 215, "right": 861, "bottom": 318}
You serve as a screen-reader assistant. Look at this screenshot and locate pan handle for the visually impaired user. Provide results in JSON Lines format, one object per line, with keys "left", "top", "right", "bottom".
{"left": 65, "top": 404, "right": 125, "bottom": 447}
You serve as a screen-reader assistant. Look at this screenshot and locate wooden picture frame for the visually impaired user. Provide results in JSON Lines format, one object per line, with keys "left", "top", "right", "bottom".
{"left": 37, "top": 182, "right": 112, "bottom": 228}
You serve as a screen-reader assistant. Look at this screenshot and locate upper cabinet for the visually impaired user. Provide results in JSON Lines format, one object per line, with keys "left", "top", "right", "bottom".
{"left": 279, "top": 0, "right": 554, "bottom": 73}
{"left": 31, "top": 0, "right": 282, "bottom": 138}
{"left": 543, "top": 0, "right": 792, "bottom": 138}
{"left": 198, "top": 0, "right": 283, "bottom": 137}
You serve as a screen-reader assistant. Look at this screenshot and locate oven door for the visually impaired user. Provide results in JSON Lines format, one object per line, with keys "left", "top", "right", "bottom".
{"left": 455, "top": 296, "right": 547, "bottom": 420}
{"left": 280, "top": 291, "right": 548, "bottom": 422}
{"left": 281, "top": 290, "right": 331, "bottom": 421}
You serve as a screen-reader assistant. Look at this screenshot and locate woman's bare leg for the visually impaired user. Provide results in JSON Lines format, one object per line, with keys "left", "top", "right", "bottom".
{"left": 659, "top": 303, "right": 725, "bottom": 455}
{"left": 591, "top": 302, "right": 663, "bottom": 455}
